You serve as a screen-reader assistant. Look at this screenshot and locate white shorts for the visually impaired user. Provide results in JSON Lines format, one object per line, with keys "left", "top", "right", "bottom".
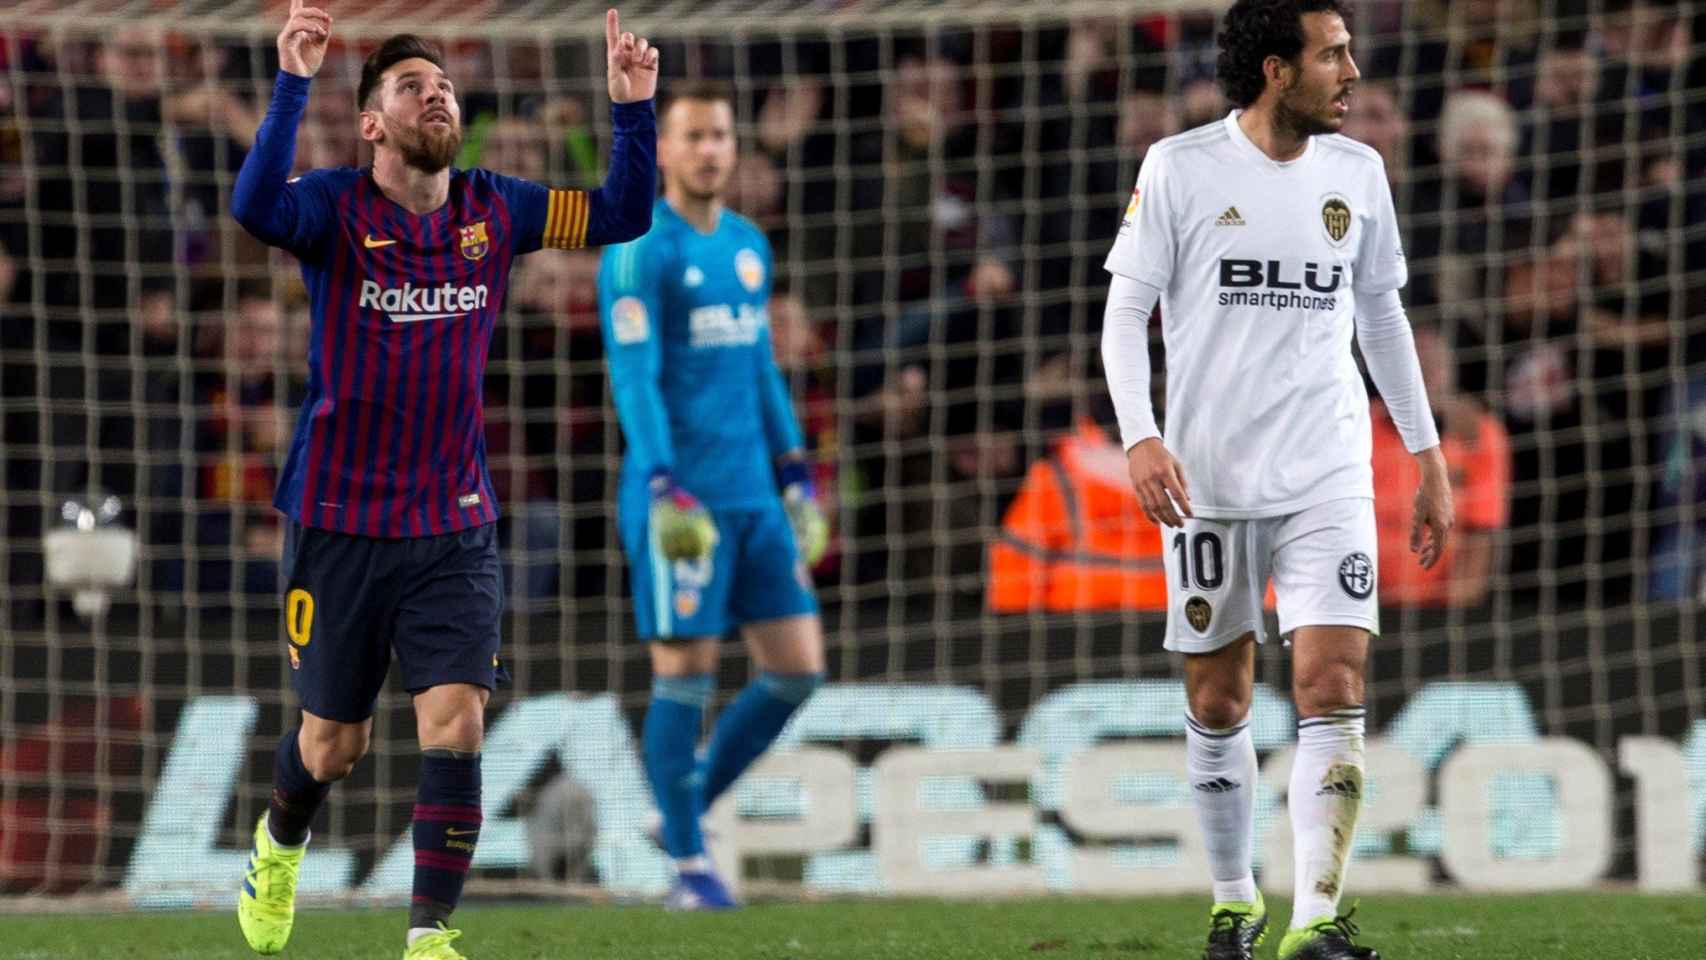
{"left": 1161, "top": 497, "right": 1379, "bottom": 654}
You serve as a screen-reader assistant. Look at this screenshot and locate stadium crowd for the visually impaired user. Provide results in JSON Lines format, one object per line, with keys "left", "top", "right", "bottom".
{"left": 0, "top": 0, "right": 1703, "bottom": 621}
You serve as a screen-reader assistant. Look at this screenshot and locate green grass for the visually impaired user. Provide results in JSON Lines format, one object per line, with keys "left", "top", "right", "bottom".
{"left": 4, "top": 894, "right": 1702, "bottom": 959}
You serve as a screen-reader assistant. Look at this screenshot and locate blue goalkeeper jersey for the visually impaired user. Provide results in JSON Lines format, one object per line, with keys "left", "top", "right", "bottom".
{"left": 599, "top": 199, "right": 803, "bottom": 511}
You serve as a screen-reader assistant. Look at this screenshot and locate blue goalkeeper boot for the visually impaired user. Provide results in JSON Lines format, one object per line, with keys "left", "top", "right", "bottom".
{"left": 664, "top": 865, "right": 738, "bottom": 911}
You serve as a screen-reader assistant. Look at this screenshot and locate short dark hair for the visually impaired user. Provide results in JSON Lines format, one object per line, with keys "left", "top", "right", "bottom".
{"left": 234, "top": 277, "right": 274, "bottom": 305}
{"left": 357, "top": 34, "right": 445, "bottom": 110}
{"left": 658, "top": 79, "right": 736, "bottom": 126}
{"left": 1216, "top": 1, "right": 1352, "bottom": 108}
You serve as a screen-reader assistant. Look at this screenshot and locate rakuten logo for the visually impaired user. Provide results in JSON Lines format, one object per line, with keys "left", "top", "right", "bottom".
{"left": 358, "top": 280, "right": 490, "bottom": 323}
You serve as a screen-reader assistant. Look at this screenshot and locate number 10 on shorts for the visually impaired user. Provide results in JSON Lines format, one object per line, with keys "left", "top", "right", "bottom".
{"left": 285, "top": 588, "right": 314, "bottom": 669}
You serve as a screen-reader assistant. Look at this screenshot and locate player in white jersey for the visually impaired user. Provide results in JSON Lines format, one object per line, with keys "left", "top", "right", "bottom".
{"left": 1100, "top": 4, "right": 1453, "bottom": 959}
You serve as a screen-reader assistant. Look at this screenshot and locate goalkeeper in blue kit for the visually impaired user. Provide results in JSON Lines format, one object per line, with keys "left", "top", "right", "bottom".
{"left": 599, "top": 80, "right": 828, "bottom": 910}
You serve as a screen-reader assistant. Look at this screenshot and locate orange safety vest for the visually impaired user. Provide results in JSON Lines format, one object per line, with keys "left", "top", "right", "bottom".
{"left": 988, "top": 420, "right": 1168, "bottom": 612}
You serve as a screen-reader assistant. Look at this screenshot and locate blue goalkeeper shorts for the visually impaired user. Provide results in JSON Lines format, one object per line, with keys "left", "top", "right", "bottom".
{"left": 618, "top": 500, "right": 819, "bottom": 641}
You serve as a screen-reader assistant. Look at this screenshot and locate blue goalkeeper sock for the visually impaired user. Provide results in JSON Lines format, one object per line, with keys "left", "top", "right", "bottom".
{"left": 643, "top": 674, "right": 715, "bottom": 860}
{"left": 698, "top": 672, "right": 823, "bottom": 810}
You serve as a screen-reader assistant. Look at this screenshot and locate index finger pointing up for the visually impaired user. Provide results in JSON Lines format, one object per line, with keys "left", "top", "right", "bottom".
{"left": 606, "top": 9, "right": 620, "bottom": 52}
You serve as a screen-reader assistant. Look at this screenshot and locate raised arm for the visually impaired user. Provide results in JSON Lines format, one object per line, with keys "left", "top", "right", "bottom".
{"left": 583, "top": 9, "right": 660, "bottom": 244}
{"left": 230, "top": 0, "right": 334, "bottom": 252}
{"left": 507, "top": 10, "right": 658, "bottom": 251}
{"left": 579, "top": 96, "right": 657, "bottom": 247}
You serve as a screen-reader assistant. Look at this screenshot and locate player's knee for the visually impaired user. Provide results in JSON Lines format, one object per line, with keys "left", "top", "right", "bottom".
{"left": 419, "top": 707, "right": 485, "bottom": 754}
{"left": 759, "top": 671, "right": 823, "bottom": 706}
{"left": 301, "top": 731, "right": 368, "bottom": 781}
{"left": 1187, "top": 686, "right": 1251, "bottom": 731}
{"left": 1293, "top": 663, "right": 1364, "bottom": 718}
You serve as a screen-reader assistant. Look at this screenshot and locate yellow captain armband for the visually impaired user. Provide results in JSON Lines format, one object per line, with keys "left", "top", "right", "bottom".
{"left": 543, "top": 189, "right": 589, "bottom": 249}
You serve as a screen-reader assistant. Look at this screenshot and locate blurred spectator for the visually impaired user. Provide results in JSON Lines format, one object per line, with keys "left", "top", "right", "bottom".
{"left": 848, "top": 55, "right": 1016, "bottom": 312}
{"left": 1340, "top": 82, "right": 1407, "bottom": 187}
{"left": 753, "top": 79, "right": 838, "bottom": 308}
{"left": 769, "top": 291, "right": 841, "bottom": 576}
{"left": 486, "top": 248, "right": 606, "bottom": 603}
{"left": 29, "top": 29, "right": 184, "bottom": 509}
{"left": 988, "top": 419, "right": 1166, "bottom": 613}
{"left": 1410, "top": 89, "right": 1530, "bottom": 359}
{"left": 199, "top": 292, "right": 292, "bottom": 588}
{"left": 756, "top": 80, "right": 824, "bottom": 160}
{"left": 1398, "top": 0, "right": 1541, "bottom": 123}
{"left": 162, "top": 34, "right": 259, "bottom": 262}
{"left": 146, "top": 288, "right": 297, "bottom": 600}
{"left": 1179, "top": 78, "right": 1226, "bottom": 130}
{"left": 1520, "top": 30, "right": 1637, "bottom": 222}
{"left": 726, "top": 150, "right": 785, "bottom": 233}
{"left": 1650, "top": 375, "right": 1706, "bottom": 602}
{"left": 837, "top": 54, "right": 1025, "bottom": 579}
{"left": 35, "top": 28, "right": 176, "bottom": 339}
{"left": 473, "top": 115, "right": 550, "bottom": 182}
{"left": 1373, "top": 328, "right": 1510, "bottom": 608}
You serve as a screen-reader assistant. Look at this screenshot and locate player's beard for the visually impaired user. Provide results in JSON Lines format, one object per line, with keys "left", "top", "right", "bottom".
{"left": 1275, "top": 84, "right": 1344, "bottom": 140}
{"left": 676, "top": 166, "right": 729, "bottom": 203}
{"left": 386, "top": 115, "right": 462, "bottom": 175}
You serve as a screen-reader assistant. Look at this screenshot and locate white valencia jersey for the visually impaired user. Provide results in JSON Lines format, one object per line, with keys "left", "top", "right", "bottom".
{"left": 1104, "top": 111, "right": 1407, "bottom": 519}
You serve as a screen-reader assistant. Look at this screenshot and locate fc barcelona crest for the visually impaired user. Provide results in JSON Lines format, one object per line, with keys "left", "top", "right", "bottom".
{"left": 459, "top": 221, "right": 490, "bottom": 261}
{"left": 1321, "top": 195, "right": 1351, "bottom": 246}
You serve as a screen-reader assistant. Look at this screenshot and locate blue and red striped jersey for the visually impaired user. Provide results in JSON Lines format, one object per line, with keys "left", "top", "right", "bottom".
{"left": 233, "top": 71, "right": 655, "bottom": 537}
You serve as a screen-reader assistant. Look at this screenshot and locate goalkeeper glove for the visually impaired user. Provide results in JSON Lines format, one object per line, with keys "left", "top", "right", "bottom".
{"left": 778, "top": 458, "right": 829, "bottom": 567}
{"left": 648, "top": 471, "right": 717, "bottom": 562}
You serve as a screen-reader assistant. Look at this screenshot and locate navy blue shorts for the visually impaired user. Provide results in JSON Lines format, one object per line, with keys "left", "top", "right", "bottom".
{"left": 280, "top": 520, "right": 504, "bottom": 723}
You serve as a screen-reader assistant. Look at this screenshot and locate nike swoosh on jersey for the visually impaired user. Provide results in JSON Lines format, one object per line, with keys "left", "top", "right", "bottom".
{"left": 364, "top": 235, "right": 398, "bottom": 249}
{"left": 444, "top": 828, "right": 479, "bottom": 836}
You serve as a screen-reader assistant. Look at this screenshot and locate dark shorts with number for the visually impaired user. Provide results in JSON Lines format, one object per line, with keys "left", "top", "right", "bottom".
{"left": 281, "top": 520, "right": 503, "bottom": 723}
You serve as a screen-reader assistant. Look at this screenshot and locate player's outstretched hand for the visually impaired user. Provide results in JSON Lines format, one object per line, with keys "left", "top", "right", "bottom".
{"left": 1126, "top": 437, "right": 1193, "bottom": 529}
{"left": 605, "top": 9, "right": 659, "bottom": 104}
{"left": 1411, "top": 446, "right": 1455, "bottom": 569}
{"left": 278, "top": 0, "right": 332, "bottom": 79}
{"left": 649, "top": 472, "right": 717, "bottom": 562}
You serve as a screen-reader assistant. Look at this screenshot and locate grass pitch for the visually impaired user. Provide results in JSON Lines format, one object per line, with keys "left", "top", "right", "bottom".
{"left": 4, "top": 893, "right": 1699, "bottom": 959}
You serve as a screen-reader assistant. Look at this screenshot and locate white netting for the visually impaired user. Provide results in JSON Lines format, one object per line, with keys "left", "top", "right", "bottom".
{"left": 0, "top": 0, "right": 1702, "bottom": 905}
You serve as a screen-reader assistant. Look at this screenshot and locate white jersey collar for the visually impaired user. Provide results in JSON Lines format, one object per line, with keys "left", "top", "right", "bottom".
{"left": 1224, "top": 109, "right": 1317, "bottom": 170}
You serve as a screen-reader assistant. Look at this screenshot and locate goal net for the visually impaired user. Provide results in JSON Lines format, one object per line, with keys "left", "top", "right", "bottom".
{"left": 0, "top": 0, "right": 1702, "bottom": 906}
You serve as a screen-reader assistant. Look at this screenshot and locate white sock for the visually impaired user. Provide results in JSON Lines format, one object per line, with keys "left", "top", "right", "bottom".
{"left": 1288, "top": 706, "right": 1366, "bottom": 928}
{"left": 407, "top": 927, "right": 440, "bottom": 946}
{"left": 1185, "top": 711, "right": 1258, "bottom": 905}
{"left": 675, "top": 855, "right": 711, "bottom": 874}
